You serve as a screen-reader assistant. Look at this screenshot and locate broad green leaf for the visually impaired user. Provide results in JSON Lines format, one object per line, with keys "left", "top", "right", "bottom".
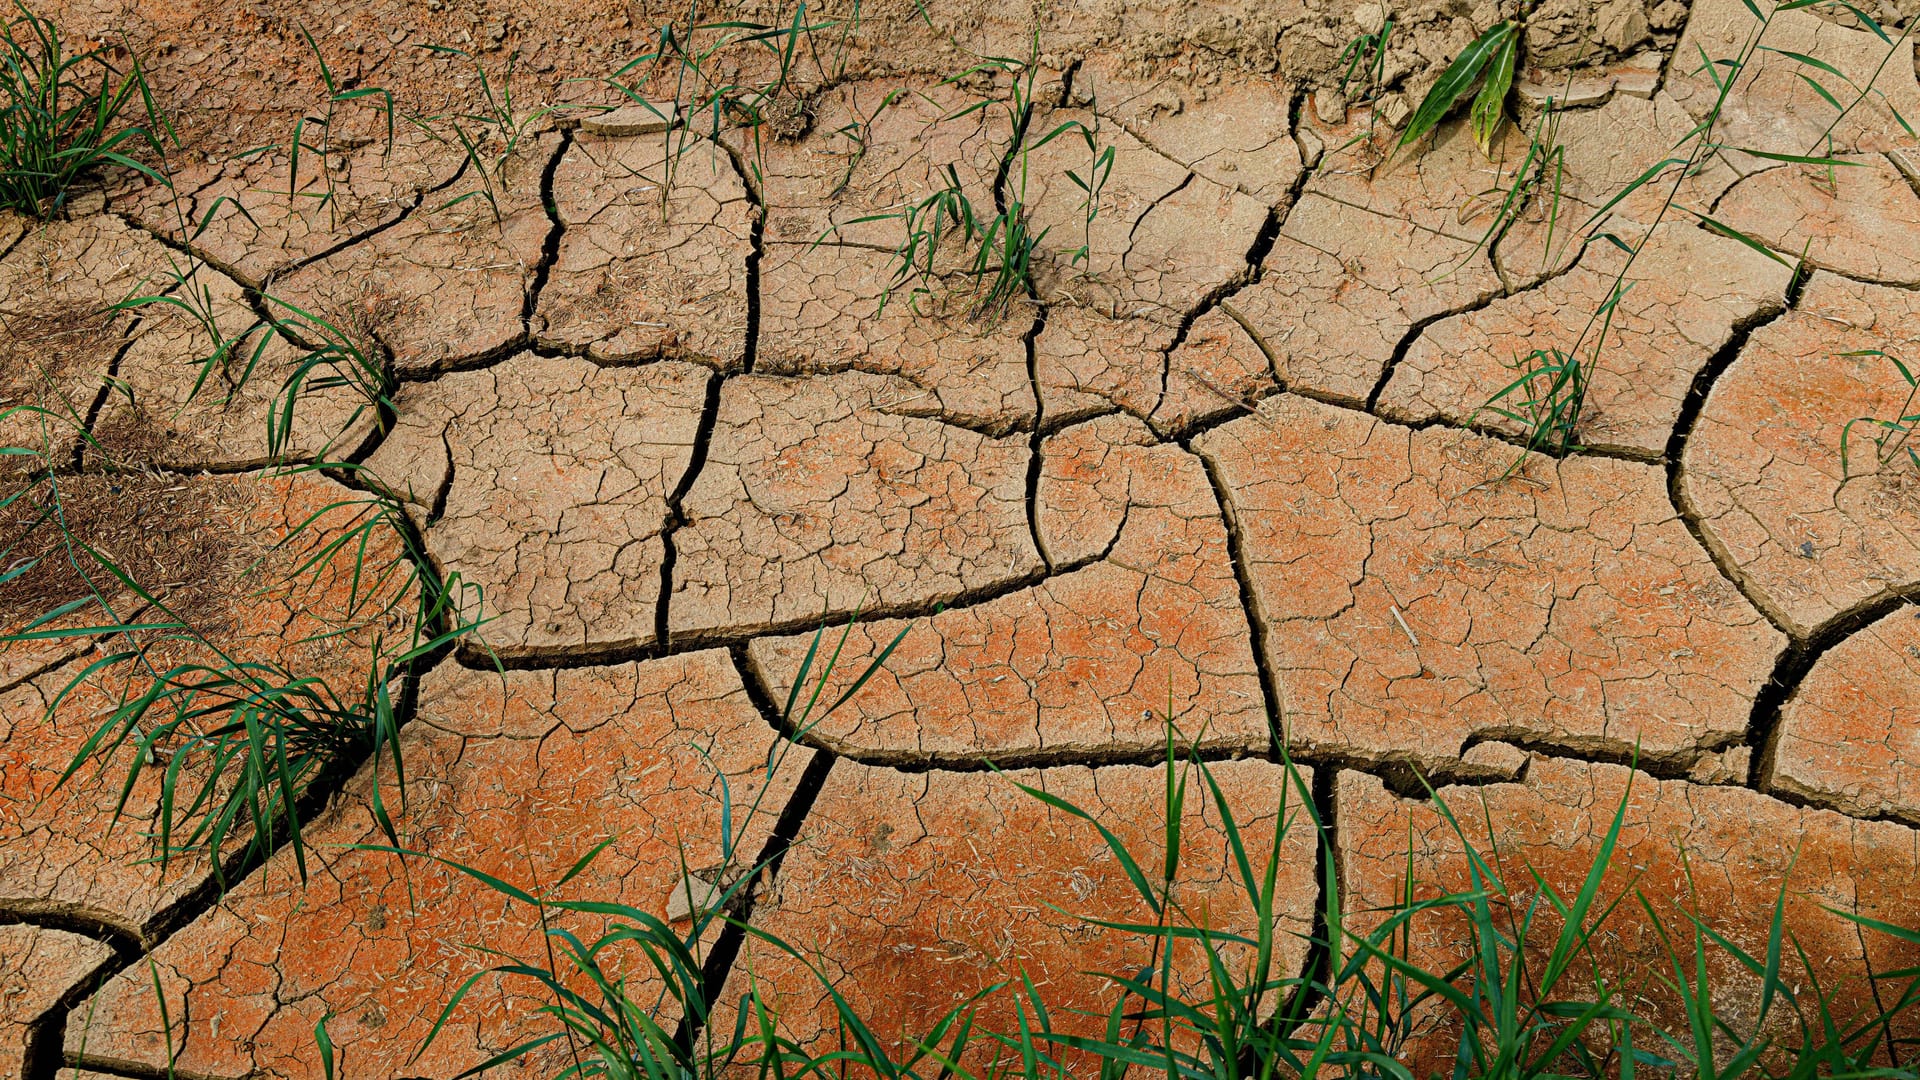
{"left": 1399, "top": 21, "right": 1515, "bottom": 149}
{"left": 1470, "top": 29, "right": 1518, "bottom": 156}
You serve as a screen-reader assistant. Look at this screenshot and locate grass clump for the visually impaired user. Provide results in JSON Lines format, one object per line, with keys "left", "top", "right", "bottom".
{"left": 386, "top": 720, "right": 1920, "bottom": 1080}
{"left": 0, "top": 0, "right": 164, "bottom": 218}
{"left": 1396, "top": 0, "right": 1911, "bottom": 468}
{"left": 1841, "top": 349, "right": 1920, "bottom": 477}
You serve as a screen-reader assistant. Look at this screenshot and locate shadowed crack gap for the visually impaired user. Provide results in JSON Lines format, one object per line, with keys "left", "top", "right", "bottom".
{"left": 1662, "top": 273, "right": 1802, "bottom": 642}
{"left": 1023, "top": 302, "right": 1051, "bottom": 568}
{"left": 656, "top": 369, "right": 726, "bottom": 648}
{"left": 1641, "top": 256, "right": 1920, "bottom": 804}
{"left": 519, "top": 127, "right": 574, "bottom": 328}
{"left": 1186, "top": 439, "right": 1290, "bottom": 759}
{"left": 1746, "top": 591, "right": 1920, "bottom": 801}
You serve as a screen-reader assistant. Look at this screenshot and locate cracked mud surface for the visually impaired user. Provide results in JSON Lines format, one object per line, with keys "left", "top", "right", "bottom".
{"left": 0, "top": 925, "right": 112, "bottom": 1080}
{"left": 1197, "top": 392, "right": 1784, "bottom": 770}
{"left": 736, "top": 758, "right": 1318, "bottom": 1063}
{"left": 668, "top": 371, "right": 1041, "bottom": 639}
{"left": 367, "top": 352, "right": 709, "bottom": 655}
{"left": 5, "top": 0, "right": 1920, "bottom": 1073}
{"left": 1681, "top": 272, "right": 1920, "bottom": 639}
{"left": 745, "top": 414, "right": 1267, "bottom": 760}
{"left": 1342, "top": 757, "right": 1920, "bottom": 1072}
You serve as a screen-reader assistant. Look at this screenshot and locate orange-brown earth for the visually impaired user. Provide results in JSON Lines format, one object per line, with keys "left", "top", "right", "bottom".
{"left": 3, "top": 0, "right": 1920, "bottom": 1074}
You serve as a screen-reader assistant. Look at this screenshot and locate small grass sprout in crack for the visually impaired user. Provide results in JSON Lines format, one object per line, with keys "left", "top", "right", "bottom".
{"left": 1469, "top": 283, "right": 1622, "bottom": 466}
{"left": 415, "top": 43, "right": 572, "bottom": 227}
{"left": 363, "top": 613, "right": 914, "bottom": 1080}
{"left": 256, "top": 292, "right": 393, "bottom": 462}
{"left": 606, "top": 1, "right": 860, "bottom": 206}
{"left": 0, "top": 0, "right": 167, "bottom": 218}
{"left": 1840, "top": 349, "right": 1920, "bottom": 477}
{"left": 849, "top": 25, "right": 1084, "bottom": 324}
{"left": 278, "top": 25, "right": 396, "bottom": 230}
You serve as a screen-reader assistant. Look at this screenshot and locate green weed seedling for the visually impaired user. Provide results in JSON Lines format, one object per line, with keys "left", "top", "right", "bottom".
{"left": 605, "top": 1, "right": 861, "bottom": 208}
{"left": 848, "top": 23, "right": 1092, "bottom": 324}
{"left": 364, "top": 614, "right": 923, "bottom": 1080}
{"left": 415, "top": 44, "right": 572, "bottom": 226}
{"left": 1841, "top": 349, "right": 1920, "bottom": 477}
{"left": 281, "top": 26, "right": 395, "bottom": 230}
{"left": 1339, "top": 17, "right": 1396, "bottom": 105}
{"left": 1060, "top": 95, "right": 1115, "bottom": 274}
{"left": 0, "top": 0, "right": 167, "bottom": 217}
{"left": 1398, "top": 17, "right": 1520, "bottom": 159}
{"left": 40, "top": 476, "right": 488, "bottom": 886}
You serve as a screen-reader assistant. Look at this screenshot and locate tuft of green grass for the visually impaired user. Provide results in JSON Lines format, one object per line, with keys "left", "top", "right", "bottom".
{"left": 413, "top": 44, "right": 573, "bottom": 227}
{"left": 0, "top": 26, "right": 483, "bottom": 882}
{"left": 0, "top": 0, "right": 167, "bottom": 218}
{"left": 362, "top": 614, "right": 917, "bottom": 1080}
{"left": 1841, "top": 349, "right": 1920, "bottom": 478}
{"left": 38, "top": 475, "right": 489, "bottom": 886}
{"left": 839, "top": 26, "right": 1100, "bottom": 324}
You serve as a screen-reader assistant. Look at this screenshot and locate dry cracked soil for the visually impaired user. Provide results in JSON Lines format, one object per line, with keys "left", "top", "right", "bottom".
{"left": 4, "top": 0, "right": 1920, "bottom": 1074}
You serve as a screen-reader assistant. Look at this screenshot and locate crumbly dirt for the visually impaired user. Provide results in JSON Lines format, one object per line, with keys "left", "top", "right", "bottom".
{"left": 6, "top": 0, "right": 1920, "bottom": 1073}
{"left": 0, "top": 473, "right": 243, "bottom": 633}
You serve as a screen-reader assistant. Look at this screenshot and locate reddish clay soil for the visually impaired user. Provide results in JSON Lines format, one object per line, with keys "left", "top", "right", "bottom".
{"left": 4, "top": 0, "right": 1920, "bottom": 1074}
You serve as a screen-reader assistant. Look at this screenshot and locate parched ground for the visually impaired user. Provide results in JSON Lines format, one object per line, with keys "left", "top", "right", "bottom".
{"left": 5, "top": 0, "right": 1920, "bottom": 1075}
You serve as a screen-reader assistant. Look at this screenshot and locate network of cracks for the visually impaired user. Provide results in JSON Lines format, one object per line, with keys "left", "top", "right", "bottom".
{"left": 6, "top": 0, "right": 1920, "bottom": 1073}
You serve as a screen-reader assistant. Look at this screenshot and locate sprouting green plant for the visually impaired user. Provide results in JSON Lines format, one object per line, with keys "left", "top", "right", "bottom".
{"left": 845, "top": 24, "right": 1089, "bottom": 323}
{"left": 254, "top": 293, "right": 391, "bottom": 462}
{"left": 415, "top": 44, "right": 572, "bottom": 225}
{"left": 1338, "top": 18, "right": 1396, "bottom": 103}
{"left": 1398, "top": 18, "right": 1519, "bottom": 158}
{"left": 1061, "top": 103, "right": 1115, "bottom": 272}
{"left": 282, "top": 26, "right": 395, "bottom": 228}
{"left": 0, "top": 0, "right": 167, "bottom": 218}
{"left": 1840, "top": 350, "right": 1920, "bottom": 477}
{"left": 855, "top": 164, "right": 978, "bottom": 315}
{"left": 109, "top": 253, "right": 252, "bottom": 409}
{"left": 604, "top": 1, "right": 861, "bottom": 207}
{"left": 366, "top": 613, "right": 916, "bottom": 1080}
